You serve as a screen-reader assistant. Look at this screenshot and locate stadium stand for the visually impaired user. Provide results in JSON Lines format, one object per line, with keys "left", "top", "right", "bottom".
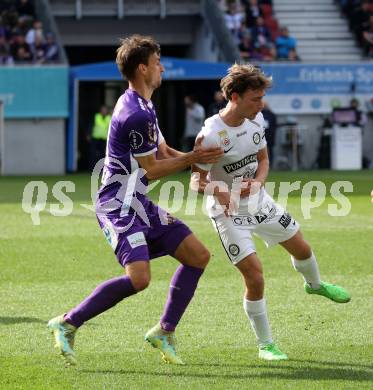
{"left": 273, "top": 0, "right": 363, "bottom": 62}
{"left": 338, "top": 0, "right": 373, "bottom": 58}
{"left": 49, "top": 0, "right": 239, "bottom": 62}
{"left": 0, "top": 0, "right": 65, "bottom": 64}
{"left": 221, "top": 0, "right": 284, "bottom": 62}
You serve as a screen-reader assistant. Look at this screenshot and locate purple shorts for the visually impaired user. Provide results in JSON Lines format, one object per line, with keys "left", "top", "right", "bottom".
{"left": 96, "top": 200, "right": 192, "bottom": 267}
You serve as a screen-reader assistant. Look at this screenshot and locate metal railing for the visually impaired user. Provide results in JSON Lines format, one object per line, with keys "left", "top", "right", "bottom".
{"left": 201, "top": 0, "right": 240, "bottom": 63}
{"left": 36, "top": 0, "right": 68, "bottom": 63}
{"left": 49, "top": 0, "right": 201, "bottom": 19}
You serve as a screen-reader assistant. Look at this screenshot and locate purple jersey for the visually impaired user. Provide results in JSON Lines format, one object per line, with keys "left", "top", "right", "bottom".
{"left": 95, "top": 88, "right": 192, "bottom": 266}
{"left": 96, "top": 88, "right": 164, "bottom": 215}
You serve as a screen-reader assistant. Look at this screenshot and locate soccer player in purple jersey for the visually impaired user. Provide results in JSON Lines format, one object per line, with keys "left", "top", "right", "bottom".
{"left": 48, "top": 35, "right": 223, "bottom": 366}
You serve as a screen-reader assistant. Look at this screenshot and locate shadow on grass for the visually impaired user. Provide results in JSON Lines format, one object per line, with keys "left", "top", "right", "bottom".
{"left": 189, "top": 359, "right": 373, "bottom": 371}
{"left": 82, "top": 364, "right": 373, "bottom": 382}
{"left": 0, "top": 316, "right": 45, "bottom": 325}
{"left": 290, "top": 358, "right": 373, "bottom": 371}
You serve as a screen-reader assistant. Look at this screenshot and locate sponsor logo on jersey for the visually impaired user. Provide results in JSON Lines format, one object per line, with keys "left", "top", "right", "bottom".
{"left": 232, "top": 216, "right": 256, "bottom": 226}
{"left": 228, "top": 244, "right": 240, "bottom": 257}
{"left": 127, "top": 231, "right": 146, "bottom": 248}
{"left": 253, "top": 132, "right": 261, "bottom": 145}
{"left": 278, "top": 212, "right": 292, "bottom": 229}
{"left": 242, "top": 167, "right": 256, "bottom": 179}
{"left": 237, "top": 131, "right": 247, "bottom": 137}
{"left": 223, "top": 153, "right": 257, "bottom": 173}
{"left": 255, "top": 213, "right": 268, "bottom": 224}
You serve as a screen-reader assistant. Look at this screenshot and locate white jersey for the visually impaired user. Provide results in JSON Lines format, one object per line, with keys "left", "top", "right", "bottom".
{"left": 195, "top": 112, "right": 272, "bottom": 216}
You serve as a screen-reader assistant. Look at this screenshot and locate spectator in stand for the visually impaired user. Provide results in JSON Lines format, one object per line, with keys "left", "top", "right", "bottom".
{"left": 15, "top": 15, "right": 32, "bottom": 36}
{"left": 0, "top": 16, "right": 11, "bottom": 40}
{"left": 1, "top": 5, "right": 19, "bottom": 30}
{"left": 33, "top": 35, "right": 46, "bottom": 63}
{"left": 45, "top": 32, "right": 58, "bottom": 62}
{"left": 238, "top": 31, "right": 259, "bottom": 61}
{"left": 251, "top": 16, "right": 276, "bottom": 60}
{"left": 0, "top": 33, "right": 14, "bottom": 64}
{"left": 16, "top": 0, "right": 35, "bottom": 19}
{"left": 10, "top": 32, "right": 31, "bottom": 60}
{"left": 25, "top": 19, "right": 44, "bottom": 48}
{"left": 207, "top": 90, "right": 226, "bottom": 117}
{"left": 363, "top": 15, "right": 373, "bottom": 57}
{"left": 350, "top": 1, "right": 372, "bottom": 45}
{"left": 288, "top": 48, "right": 300, "bottom": 61}
{"left": 276, "top": 26, "right": 299, "bottom": 60}
{"left": 251, "top": 16, "right": 271, "bottom": 44}
{"left": 15, "top": 45, "right": 32, "bottom": 62}
{"left": 242, "top": 0, "right": 262, "bottom": 27}
{"left": 224, "top": 0, "right": 245, "bottom": 44}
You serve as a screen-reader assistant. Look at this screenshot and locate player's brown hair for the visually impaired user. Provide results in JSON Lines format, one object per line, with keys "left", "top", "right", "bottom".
{"left": 220, "top": 64, "right": 272, "bottom": 101}
{"left": 116, "top": 34, "right": 161, "bottom": 80}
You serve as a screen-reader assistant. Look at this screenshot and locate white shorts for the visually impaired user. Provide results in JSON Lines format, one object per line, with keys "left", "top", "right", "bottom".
{"left": 211, "top": 201, "right": 300, "bottom": 265}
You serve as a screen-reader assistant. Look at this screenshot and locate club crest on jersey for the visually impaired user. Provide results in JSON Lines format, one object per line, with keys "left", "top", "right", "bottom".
{"left": 218, "top": 130, "right": 231, "bottom": 148}
{"left": 253, "top": 132, "right": 261, "bottom": 145}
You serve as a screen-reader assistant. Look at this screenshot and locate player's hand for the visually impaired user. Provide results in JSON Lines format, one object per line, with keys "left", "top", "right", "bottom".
{"left": 240, "top": 179, "right": 262, "bottom": 198}
{"left": 192, "top": 136, "right": 223, "bottom": 164}
{"left": 215, "top": 191, "right": 238, "bottom": 217}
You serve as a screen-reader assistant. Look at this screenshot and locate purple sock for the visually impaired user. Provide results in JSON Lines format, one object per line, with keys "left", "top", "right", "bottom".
{"left": 160, "top": 264, "right": 204, "bottom": 332}
{"left": 64, "top": 275, "right": 136, "bottom": 328}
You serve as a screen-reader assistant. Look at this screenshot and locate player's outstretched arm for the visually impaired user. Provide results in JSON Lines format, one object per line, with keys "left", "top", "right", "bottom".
{"left": 157, "top": 141, "right": 185, "bottom": 159}
{"left": 135, "top": 141, "right": 223, "bottom": 180}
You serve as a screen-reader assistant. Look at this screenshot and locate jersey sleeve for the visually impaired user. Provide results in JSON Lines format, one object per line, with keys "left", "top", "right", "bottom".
{"left": 126, "top": 112, "right": 158, "bottom": 157}
{"left": 158, "top": 127, "right": 165, "bottom": 145}
{"left": 194, "top": 127, "right": 219, "bottom": 172}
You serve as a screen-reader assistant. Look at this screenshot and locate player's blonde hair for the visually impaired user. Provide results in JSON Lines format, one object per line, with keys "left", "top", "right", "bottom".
{"left": 116, "top": 34, "right": 160, "bottom": 81}
{"left": 220, "top": 64, "right": 272, "bottom": 101}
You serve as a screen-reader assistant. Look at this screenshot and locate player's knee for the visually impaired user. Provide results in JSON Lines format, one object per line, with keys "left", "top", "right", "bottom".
{"left": 245, "top": 272, "right": 264, "bottom": 294}
{"left": 130, "top": 274, "right": 151, "bottom": 292}
{"left": 195, "top": 248, "right": 210, "bottom": 268}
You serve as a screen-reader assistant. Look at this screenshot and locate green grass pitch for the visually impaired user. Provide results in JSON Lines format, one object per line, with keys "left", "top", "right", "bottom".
{"left": 0, "top": 170, "right": 372, "bottom": 389}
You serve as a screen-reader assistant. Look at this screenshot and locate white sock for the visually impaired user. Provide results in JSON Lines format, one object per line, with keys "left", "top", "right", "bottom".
{"left": 291, "top": 252, "right": 321, "bottom": 289}
{"left": 243, "top": 298, "right": 273, "bottom": 347}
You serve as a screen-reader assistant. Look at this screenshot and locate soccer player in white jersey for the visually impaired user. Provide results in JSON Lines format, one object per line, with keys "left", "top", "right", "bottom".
{"left": 191, "top": 64, "right": 351, "bottom": 361}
